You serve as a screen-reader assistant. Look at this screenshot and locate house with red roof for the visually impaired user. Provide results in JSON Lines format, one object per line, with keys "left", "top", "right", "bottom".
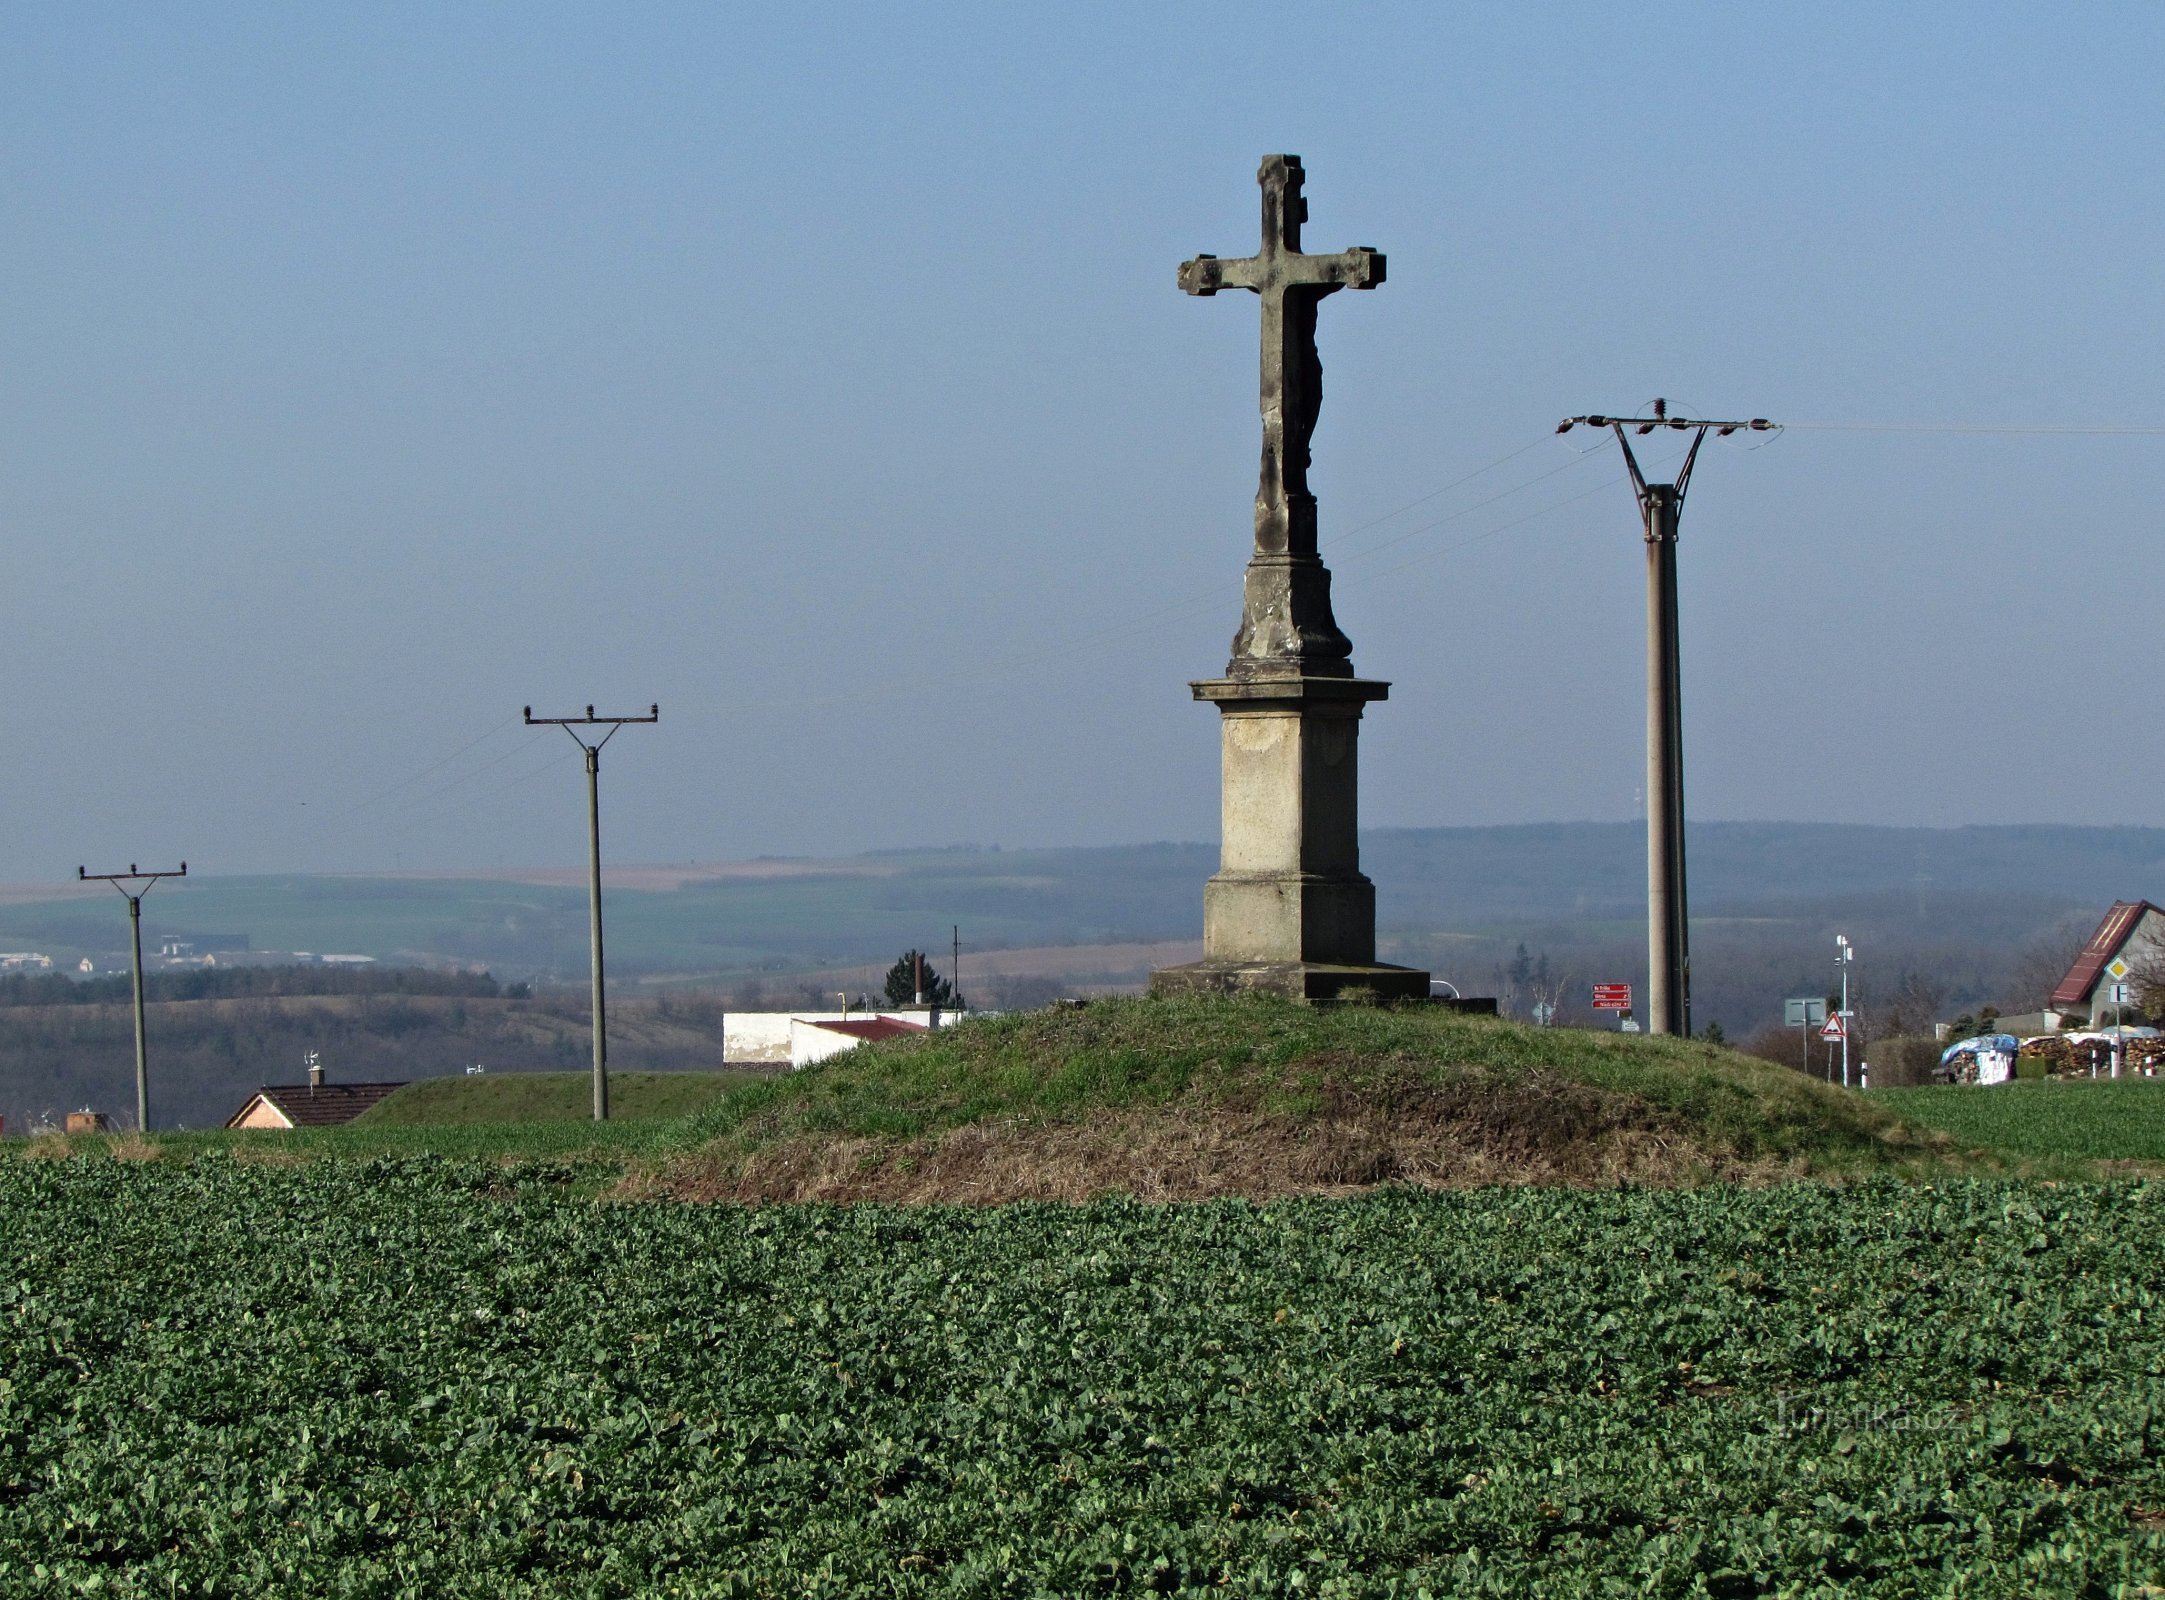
{"left": 225, "top": 1057, "right": 407, "bottom": 1130}
{"left": 2051, "top": 901, "right": 2165, "bottom": 1026}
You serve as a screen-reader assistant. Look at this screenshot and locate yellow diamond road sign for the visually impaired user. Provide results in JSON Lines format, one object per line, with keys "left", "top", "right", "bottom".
{"left": 2107, "top": 957, "right": 2132, "bottom": 981}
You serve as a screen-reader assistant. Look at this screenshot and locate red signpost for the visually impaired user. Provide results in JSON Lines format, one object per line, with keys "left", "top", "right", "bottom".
{"left": 1593, "top": 984, "right": 1633, "bottom": 1012}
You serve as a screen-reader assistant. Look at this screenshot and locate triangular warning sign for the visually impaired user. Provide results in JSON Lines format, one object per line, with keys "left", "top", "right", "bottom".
{"left": 1819, "top": 1013, "right": 1846, "bottom": 1041}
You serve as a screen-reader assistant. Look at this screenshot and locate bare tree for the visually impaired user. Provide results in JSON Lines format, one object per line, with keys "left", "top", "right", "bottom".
{"left": 2131, "top": 947, "right": 2165, "bottom": 1024}
{"left": 1527, "top": 960, "right": 1574, "bottom": 1028}
{"left": 2004, "top": 915, "right": 2094, "bottom": 1015}
{"left": 1868, "top": 970, "right": 1948, "bottom": 1043}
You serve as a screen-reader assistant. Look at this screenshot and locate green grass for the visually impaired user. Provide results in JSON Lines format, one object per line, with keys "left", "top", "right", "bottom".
{"left": 359, "top": 1068, "right": 769, "bottom": 1127}
{"left": 23, "top": 1071, "right": 782, "bottom": 1167}
{"left": 147, "top": 1116, "right": 695, "bottom": 1163}
{"left": 1871, "top": 1076, "right": 2165, "bottom": 1163}
{"left": 683, "top": 994, "right": 1954, "bottom": 1179}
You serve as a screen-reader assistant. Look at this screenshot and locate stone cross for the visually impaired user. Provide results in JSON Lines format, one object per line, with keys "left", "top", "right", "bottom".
{"left": 1150, "top": 156, "right": 1428, "bottom": 1003}
{"left": 1179, "top": 155, "right": 1383, "bottom": 563}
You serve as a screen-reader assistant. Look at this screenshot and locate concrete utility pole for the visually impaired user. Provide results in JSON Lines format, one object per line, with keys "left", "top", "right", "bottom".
{"left": 78, "top": 862, "right": 187, "bottom": 1132}
{"left": 1556, "top": 402, "right": 1775, "bottom": 1036}
{"left": 523, "top": 704, "right": 658, "bottom": 1121}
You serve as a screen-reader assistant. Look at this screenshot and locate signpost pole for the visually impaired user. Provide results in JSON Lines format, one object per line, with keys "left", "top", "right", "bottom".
{"left": 1836, "top": 935, "right": 1854, "bottom": 1089}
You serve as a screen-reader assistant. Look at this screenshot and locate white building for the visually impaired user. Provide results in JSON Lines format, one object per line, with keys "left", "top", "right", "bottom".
{"left": 721, "top": 1008, "right": 970, "bottom": 1068}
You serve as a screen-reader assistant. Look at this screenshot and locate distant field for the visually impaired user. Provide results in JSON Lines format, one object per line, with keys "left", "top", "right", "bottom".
{"left": 360, "top": 1068, "right": 771, "bottom": 1127}
{"left": 1871, "top": 1077, "right": 2165, "bottom": 1163}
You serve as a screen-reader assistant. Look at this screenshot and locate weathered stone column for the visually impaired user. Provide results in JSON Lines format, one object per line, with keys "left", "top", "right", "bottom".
{"left": 1150, "top": 156, "right": 1429, "bottom": 1003}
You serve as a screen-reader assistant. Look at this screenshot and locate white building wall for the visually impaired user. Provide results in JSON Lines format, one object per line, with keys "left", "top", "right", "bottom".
{"left": 724, "top": 1009, "right": 969, "bottom": 1064}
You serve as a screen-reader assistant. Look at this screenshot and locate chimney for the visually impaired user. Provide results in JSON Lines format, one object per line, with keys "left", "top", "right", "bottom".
{"left": 913, "top": 951, "right": 924, "bottom": 1006}
{"left": 307, "top": 1053, "right": 324, "bottom": 1093}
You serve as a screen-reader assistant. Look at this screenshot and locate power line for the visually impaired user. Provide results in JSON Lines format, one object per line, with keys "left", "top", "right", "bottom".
{"left": 320, "top": 713, "right": 523, "bottom": 822}
{"left": 1346, "top": 464, "right": 1649, "bottom": 586}
{"left": 382, "top": 728, "right": 554, "bottom": 818}
{"left": 1328, "top": 435, "right": 1551, "bottom": 544}
{"left": 704, "top": 433, "right": 1579, "bottom": 719}
{"left": 1779, "top": 421, "right": 2165, "bottom": 436}
{"left": 1336, "top": 445, "right": 1607, "bottom": 570}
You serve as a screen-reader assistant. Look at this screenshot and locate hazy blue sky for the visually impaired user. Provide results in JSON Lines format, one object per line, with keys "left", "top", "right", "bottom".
{"left": 3, "top": 3, "right": 2162, "bottom": 880}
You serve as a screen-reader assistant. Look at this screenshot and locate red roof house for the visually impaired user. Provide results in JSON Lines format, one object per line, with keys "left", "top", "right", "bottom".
{"left": 225, "top": 1078, "right": 406, "bottom": 1130}
{"left": 2051, "top": 901, "right": 2165, "bottom": 1023}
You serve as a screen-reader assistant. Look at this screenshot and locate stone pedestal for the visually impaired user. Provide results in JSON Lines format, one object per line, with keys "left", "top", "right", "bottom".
{"left": 1151, "top": 673, "right": 1429, "bottom": 1001}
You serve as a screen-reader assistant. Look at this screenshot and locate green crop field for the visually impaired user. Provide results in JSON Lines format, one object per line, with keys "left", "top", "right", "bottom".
{"left": 6, "top": 1158, "right": 2164, "bottom": 1596}
{"left": 1871, "top": 1078, "right": 2165, "bottom": 1164}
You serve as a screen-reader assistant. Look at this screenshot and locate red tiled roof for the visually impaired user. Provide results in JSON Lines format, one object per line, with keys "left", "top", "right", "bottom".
{"left": 2050, "top": 901, "right": 2160, "bottom": 1010}
{"left": 224, "top": 1081, "right": 408, "bottom": 1129}
{"left": 809, "top": 1018, "right": 926, "bottom": 1042}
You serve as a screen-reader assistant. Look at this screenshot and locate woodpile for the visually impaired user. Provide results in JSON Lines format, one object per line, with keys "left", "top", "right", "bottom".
{"left": 2018, "top": 1035, "right": 2073, "bottom": 1077}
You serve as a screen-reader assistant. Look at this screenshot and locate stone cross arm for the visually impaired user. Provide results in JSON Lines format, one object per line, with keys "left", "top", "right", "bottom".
{"left": 1177, "top": 244, "right": 1383, "bottom": 298}
{"left": 1177, "top": 153, "right": 1384, "bottom": 300}
{"left": 1177, "top": 155, "right": 1385, "bottom": 566}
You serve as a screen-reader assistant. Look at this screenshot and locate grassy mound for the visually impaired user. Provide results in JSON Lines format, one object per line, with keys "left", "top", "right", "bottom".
{"left": 360, "top": 1068, "right": 769, "bottom": 1127}
{"left": 657, "top": 995, "right": 1969, "bottom": 1202}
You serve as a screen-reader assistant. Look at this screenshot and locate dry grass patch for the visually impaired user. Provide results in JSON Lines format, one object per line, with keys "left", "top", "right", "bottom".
{"left": 658, "top": 1065, "right": 1831, "bottom": 1204}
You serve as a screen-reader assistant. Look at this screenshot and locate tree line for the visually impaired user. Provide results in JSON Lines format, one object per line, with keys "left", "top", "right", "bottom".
{"left": 0, "top": 965, "right": 510, "bottom": 1010}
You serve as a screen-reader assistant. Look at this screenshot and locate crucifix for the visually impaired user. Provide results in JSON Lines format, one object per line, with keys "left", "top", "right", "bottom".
{"left": 1151, "top": 156, "right": 1428, "bottom": 1003}
{"left": 1180, "top": 155, "right": 1383, "bottom": 565}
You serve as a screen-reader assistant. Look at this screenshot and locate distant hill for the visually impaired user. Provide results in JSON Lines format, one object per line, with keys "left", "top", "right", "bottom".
{"left": 1368, "top": 822, "right": 2165, "bottom": 928}
{"left": 0, "top": 823, "right": 2153, "bottom": 981}
{"left": 0, "top": 822, "right": 2153, "bottom": 1121}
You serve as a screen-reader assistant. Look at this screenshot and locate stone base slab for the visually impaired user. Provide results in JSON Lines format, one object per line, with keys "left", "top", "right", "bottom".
{"left": 1147, "top": 959, "right": 1433, "bottom": 1003}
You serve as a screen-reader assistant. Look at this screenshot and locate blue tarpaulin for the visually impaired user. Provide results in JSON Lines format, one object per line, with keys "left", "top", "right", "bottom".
{"left": 1941, "top": 1034, "right": 2019, "bottom": 1066}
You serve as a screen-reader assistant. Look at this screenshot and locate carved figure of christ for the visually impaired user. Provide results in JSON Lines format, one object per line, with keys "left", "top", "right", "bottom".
{"left": 1179, "top": 155, "right": 1384, "bottom": 560}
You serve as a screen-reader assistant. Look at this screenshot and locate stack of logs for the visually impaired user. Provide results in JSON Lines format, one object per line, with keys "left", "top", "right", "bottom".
{"left": 2014, "top": 1033, "right": 2163, "bottom": 1077}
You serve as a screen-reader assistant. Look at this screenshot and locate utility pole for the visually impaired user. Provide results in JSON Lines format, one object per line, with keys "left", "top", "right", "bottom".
{"left": 952, "top": 924, "right": 962, "bottom": 1013}
{"left": 78, "top": 862, "right": 187, "bottom": 1132}
{"left": 523, "top": 704, "right": 658, "bottom": 1121}
{"left": 1556, "top": 402, "right": 1775, "bottom": 1036}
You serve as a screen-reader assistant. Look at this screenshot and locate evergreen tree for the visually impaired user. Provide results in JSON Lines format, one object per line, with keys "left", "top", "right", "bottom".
{"left": 882, "top": 950, "right": 955, "bottom": 1007}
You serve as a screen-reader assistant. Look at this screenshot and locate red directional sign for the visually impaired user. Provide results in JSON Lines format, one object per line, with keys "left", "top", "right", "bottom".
{"left": 1592, "top": 984, "right": 1632, "bottom": 1011}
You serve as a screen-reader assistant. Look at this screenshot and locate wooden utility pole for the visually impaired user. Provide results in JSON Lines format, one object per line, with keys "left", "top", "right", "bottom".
{"left": 523, "top": 704, "right": 658, "bottom": 1120}
{"left": 78, "top": 862, "right": 187, "bottom": 1132}
{"left": 1556, "top": 403, "right": 1775, "bottom": 1036}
